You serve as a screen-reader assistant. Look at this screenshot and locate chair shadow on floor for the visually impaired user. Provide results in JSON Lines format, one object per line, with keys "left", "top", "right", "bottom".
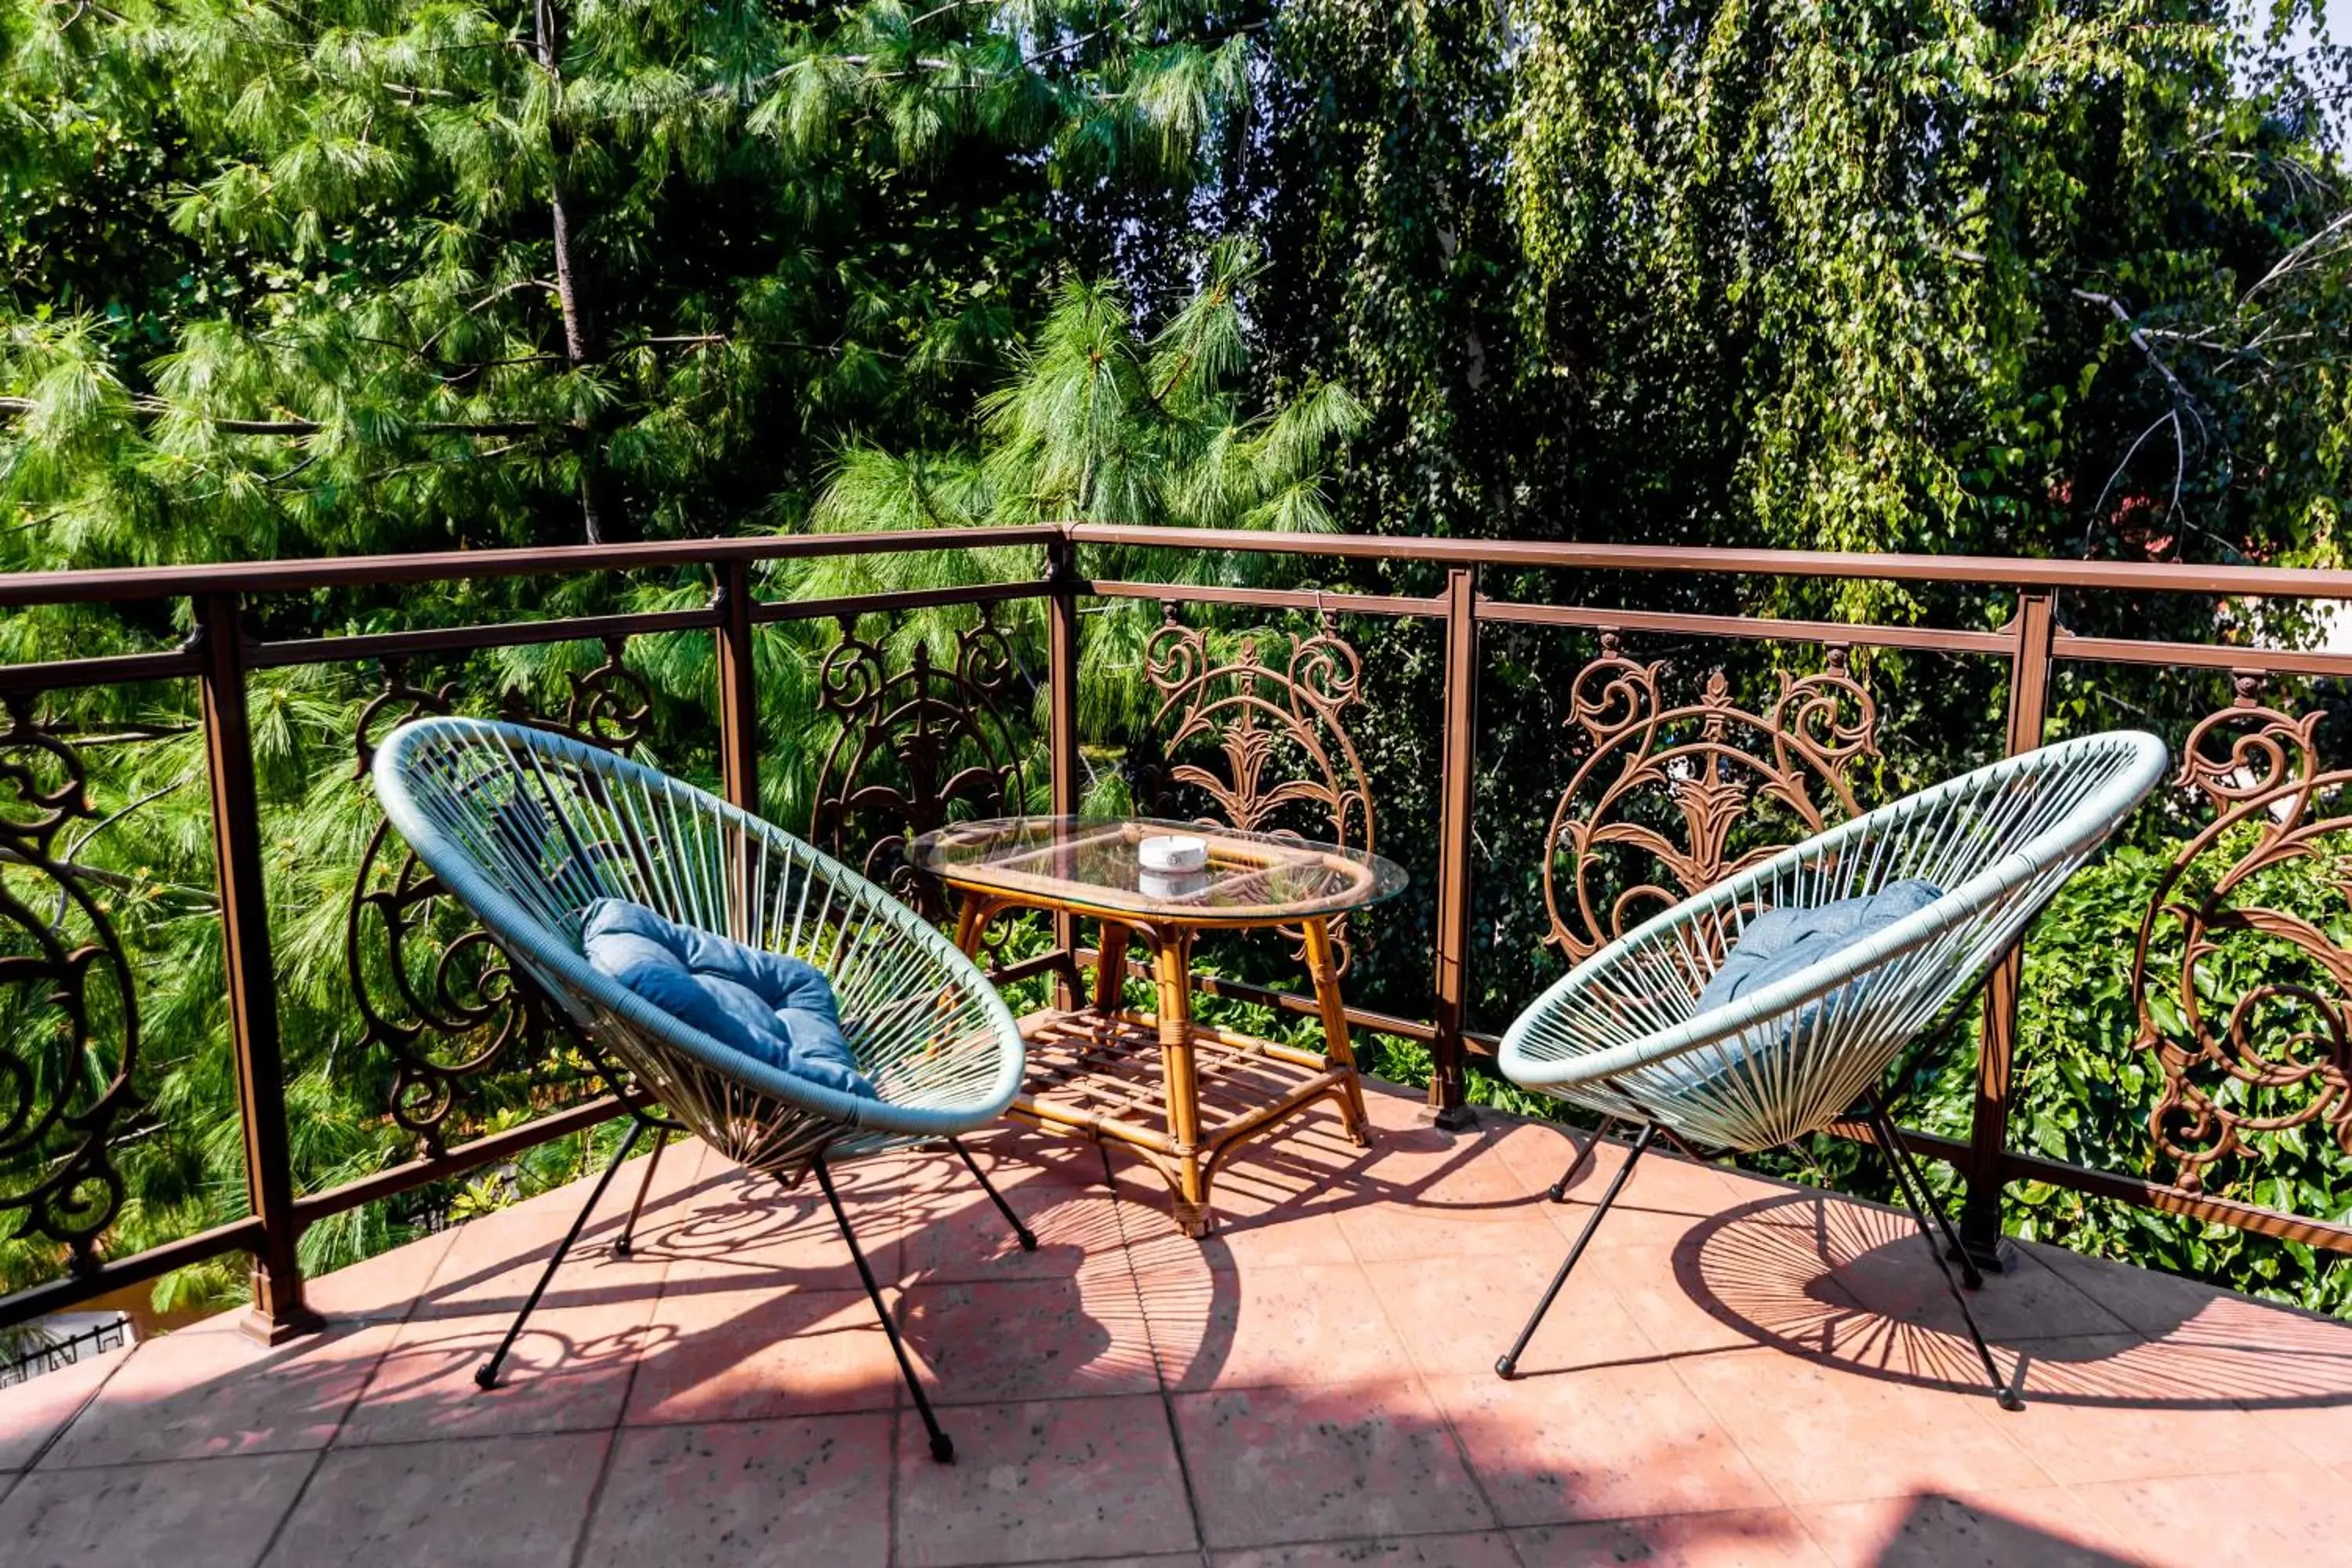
{"left": 1105, "top": 1094, "right": 2352, "bottom": 1421}
{"left": 1673, "top": 1188, "right": 2352, "bottom": 1414}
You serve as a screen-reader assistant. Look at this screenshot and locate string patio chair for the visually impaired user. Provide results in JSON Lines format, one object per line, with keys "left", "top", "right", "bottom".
{"left": 1494, "top": 731, "right": 2170, "bottom": 1406}
{"left": 372, "top": 716, "right": 1030, "bottom": 1462}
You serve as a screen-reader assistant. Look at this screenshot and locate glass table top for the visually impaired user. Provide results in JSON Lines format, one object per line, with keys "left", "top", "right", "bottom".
{"left": 908, "top": 816, "right": 1408, "bottom": 923}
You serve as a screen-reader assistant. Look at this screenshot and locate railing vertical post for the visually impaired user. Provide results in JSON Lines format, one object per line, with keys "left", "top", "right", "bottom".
{"left": 1428, "top": 565, "right": 1479, "bottom": 1130}
{"left": 714, "top": 562, "right": 760, "bottom": 813}
{"left": 1960, "top": 587, "right": 2058, "bottom": 1268}
{"left": 196, "top": 591, "right": 321, "bottom": 1343}
{"left": 713, "top": 562, "right": 761, "bottom": 943}
{"left": 1046, "top": 533, "right": 1083, "bottom": 1006}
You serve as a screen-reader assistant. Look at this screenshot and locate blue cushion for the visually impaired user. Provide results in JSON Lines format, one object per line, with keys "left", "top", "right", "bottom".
{"left": 580, "top": 898, "right": 877, "bottom": 1101}
{"left": 1650, "top": 879, "right": 1944, "bottom": 1092}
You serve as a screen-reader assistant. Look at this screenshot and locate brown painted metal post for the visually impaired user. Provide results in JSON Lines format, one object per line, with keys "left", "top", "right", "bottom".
{"left": 713, "top": 562, "right": 760, "bottom": 813}
{"left": 1046, "top": 534, "right": 1083, "bottom": 1007}
{"left": 196, "top": 592, "right": 321, "bottom": 1342}
{"left": 713, "top": 563, "right": 761, "bottom": 941}
{"left": 1428, "top": 566, "right": 1479, "bottom": 1129}
{"left": 1959, "top": 588, "right": 2059, "bottom": 1268}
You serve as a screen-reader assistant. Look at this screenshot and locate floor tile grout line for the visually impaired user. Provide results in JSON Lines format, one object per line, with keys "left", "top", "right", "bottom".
{"left": 14, "top": 1337, "right": 136, "bottom": 1478}
{"left": 1152, "top": 1392, "right": 1213, "bottom": 1568}
{"left": 2005, "top": 1245, "right": 2144, "bottom": 1338}
{"left": 245, "top": 1439, "right": 336, "bottom": 1566}
{"left": 564, "top": 1427, "right": 628, "bottom": 1568}
{"left": 1349, "top": 1196, "right": 1521, "bottom": 1563}
{"left": 564, "top": 1223, "right": 671, "bottom": 1568}
{"left": 316, "top": 1305, "right": 419, "bottom": 1456}
{"left": 1661, "top": 1325, "right": 2067, "bottom": 1524}
{"left": 891, "top": 1139, "right": 996, "bottom": 1568}
{"left": 1656, "top": 1312, "right": 1816, "bottom": 1522}
{"left": 885, "top": 1372, "right": 904, "bottom": 1568}
{"left": 1099, "top": 1138, "right": 1214, "bottom": 1568}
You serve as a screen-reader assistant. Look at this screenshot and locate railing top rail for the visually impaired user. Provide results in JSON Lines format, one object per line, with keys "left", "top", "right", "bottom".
{"left": 0, "top": 526, "right": 1065, "bottom": 608}
{"left": 6, "top": 520, "right": 2352, "bottom": 608}
{"left": 1067, "top": 524, "right": 2352, "bottom": 598}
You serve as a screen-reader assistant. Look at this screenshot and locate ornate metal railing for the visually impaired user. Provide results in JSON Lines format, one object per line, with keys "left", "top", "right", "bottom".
{"left": 0, "top": 1314, "right": 129, "bottom": 1388}
{"left": 4, "top": 522, "right": 2352, "bottom": 1338}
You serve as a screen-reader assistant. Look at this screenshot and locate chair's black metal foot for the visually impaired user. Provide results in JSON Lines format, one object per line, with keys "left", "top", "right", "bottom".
{"left": 952, "top": 1137, "right": 1036, "bottom": 1251}
{"left": 612, "top": 1125, "right": 670, "bottom": 1261}
{"left": 1997, "top": 1388, "right": 2025, "bottom": 1414}
{"left": 1546, "top": 1118, "right": 1618, "bottom": 1202}
{"left": 1498, "top": 1122, "right": 1660, "bottom": 1379}
{"left": 472, "top": 1119, "right": 648, "bottom": 1393}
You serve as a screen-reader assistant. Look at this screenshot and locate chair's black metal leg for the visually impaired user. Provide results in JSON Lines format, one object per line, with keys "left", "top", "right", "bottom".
{"left": 1864, "top": 1091, "right": 1984, "bottom": 1289}
{"left": 476, "top": 1118, "right": 647, "bottom": 1390}
{"left": 1546, "top": 1117, "right": 1621, "bottom": 1202}
{"left": 1862, "top": 1096, "right": 2024, "bottom": 1412}
{"left": 816, "top": 1151, "right": 956, "bottom": 1464}
{"left": 1499, "top": 1122, "right": 1660, "bottom": 1380}
{"left": 951, "top": 1138, "right": 1038, "bottom": 1251}
{"left": 612, "top": 1126, "right": 669, "bottom": 1259}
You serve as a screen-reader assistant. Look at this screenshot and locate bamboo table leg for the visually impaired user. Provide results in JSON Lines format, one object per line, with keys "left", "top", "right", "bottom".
{"left": 1151, "top": 927, "right": 1211, "bottom": 1236}
{"left": 1094, "top": 920, "right": 1131, "bottom": 1014}
{"left": 1304, "top": 916, "right": 1374, "bottom": 1145}
{"left": 952, "top": 894, "right": 996, "bottom": 959}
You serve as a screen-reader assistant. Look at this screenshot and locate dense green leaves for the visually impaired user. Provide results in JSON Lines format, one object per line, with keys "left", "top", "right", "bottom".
{"left": 1, "top": 0, "right": 1269, "bottom": 573}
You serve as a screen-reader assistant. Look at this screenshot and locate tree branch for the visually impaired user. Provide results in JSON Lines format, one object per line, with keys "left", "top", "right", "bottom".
{"left": 0, "top": 396, "right": 564, "bottom": 437}
{"left": 2070, "top": 287, "right": 2198, "bottom": 408}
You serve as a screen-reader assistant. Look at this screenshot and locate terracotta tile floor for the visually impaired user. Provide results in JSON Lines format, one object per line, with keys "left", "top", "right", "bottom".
{"left": 6, "top": 1083, "right": 2350, "bottom": 1567}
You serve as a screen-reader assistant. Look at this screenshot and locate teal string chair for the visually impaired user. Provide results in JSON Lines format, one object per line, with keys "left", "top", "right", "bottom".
{"left": 1494, "top": 731, "right": 2170, "bottom": 1405}
{"left": 373, "top": 716, "right": 1029, "bottom": 1462}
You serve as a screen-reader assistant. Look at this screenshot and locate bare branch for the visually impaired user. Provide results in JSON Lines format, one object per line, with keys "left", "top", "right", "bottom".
{"left": 2070, "top": 288, "right": 2198, "bottom": 408}
{"left": 2242, "top": 206, "right": 2352, "bottom": 301}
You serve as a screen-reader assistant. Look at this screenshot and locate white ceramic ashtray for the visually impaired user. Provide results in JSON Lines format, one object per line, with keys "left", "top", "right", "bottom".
{"left": 1138, "top": 834, "right": 1209, "bottom": 873}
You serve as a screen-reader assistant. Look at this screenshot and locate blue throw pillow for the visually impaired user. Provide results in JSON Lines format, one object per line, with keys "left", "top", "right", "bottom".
{"left": 580, "top": 898, "right": 877, "bottom": 1101}
{"left": 1648, "top": 879, "right": 1944, "bottom": 1092}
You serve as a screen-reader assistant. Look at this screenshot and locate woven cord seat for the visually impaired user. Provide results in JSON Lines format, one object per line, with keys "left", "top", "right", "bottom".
{"left": 1494, "top": 731, "right": 2170, "bottom": 1403}
{"left": 373, "top": 716, "right": 1029, "bottom": 1462}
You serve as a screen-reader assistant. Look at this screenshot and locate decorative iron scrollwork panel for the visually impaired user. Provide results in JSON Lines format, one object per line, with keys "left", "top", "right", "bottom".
{"left": 0, "top": 696, "right": 143, "bottom": 1269}
{"left": 347, "top": 641, "right": 650, "bottom": 1146}
{"left": 1543, "top": 636, "right": 1878, "bottom": 963}
{"left": 1134, "top": 612, "right": 1377, "bottom": 970}
{"left": 808, "top": 611, "right": 1029, "bottom": 924}
{"left": 2136, "top": 683, "right": 2352, "bottom": 1192}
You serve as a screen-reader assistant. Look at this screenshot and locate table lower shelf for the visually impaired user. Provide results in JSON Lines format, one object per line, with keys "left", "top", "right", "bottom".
{"left": 1006, "top": 1007, "right": 1370, "bottom": 1236}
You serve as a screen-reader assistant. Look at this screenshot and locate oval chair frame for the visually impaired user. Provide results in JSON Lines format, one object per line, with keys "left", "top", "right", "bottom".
{"left": 1490, "top": 731, "right": 2169, "bottom": 1402}
{"left": 373, "top": 715, "right": 1032, "bottom": 1463}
